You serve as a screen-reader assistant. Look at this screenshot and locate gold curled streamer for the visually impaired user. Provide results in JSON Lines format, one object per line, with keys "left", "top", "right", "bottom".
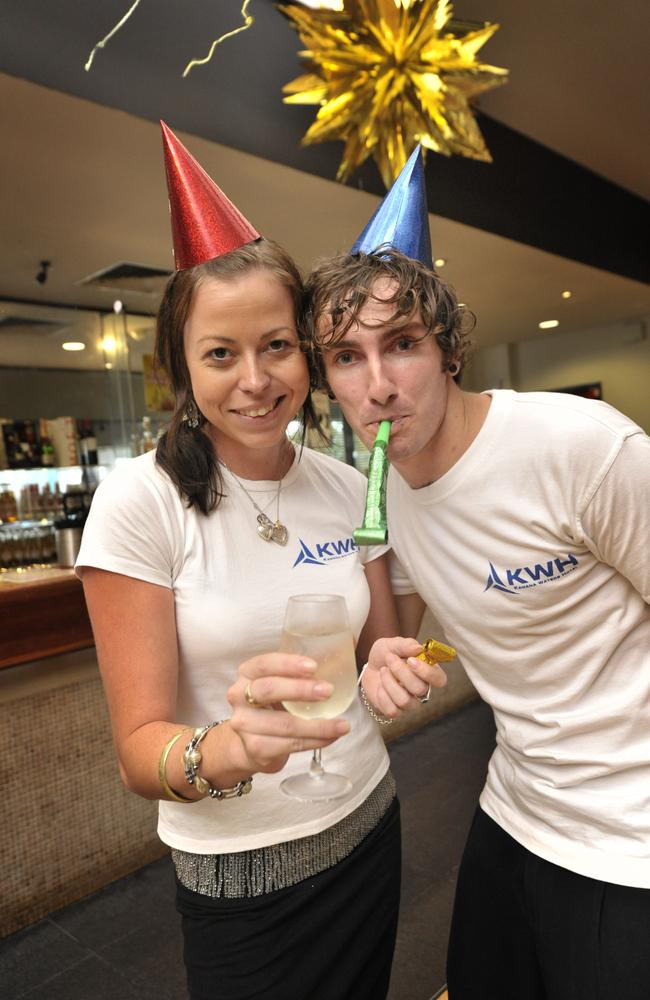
{"left": 84, "top": 0, "right": 143, "bottom": 72}
{"left": 182, "top": 0, "right": 254, "bottom": 78}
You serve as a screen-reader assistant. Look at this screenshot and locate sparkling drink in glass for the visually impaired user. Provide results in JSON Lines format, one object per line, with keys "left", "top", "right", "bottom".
{"left": 280, "top": 594, "right": 357, "bottom": 800}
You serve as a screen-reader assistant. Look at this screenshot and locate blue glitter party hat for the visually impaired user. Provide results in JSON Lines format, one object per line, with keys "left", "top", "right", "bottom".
{"left": 351, "top": 146, "right": 432, "bottom": 267}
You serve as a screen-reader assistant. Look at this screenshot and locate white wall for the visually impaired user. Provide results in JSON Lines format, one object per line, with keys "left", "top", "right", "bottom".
{"left": 464, "top": 315, "right": 650, "bottom": 431}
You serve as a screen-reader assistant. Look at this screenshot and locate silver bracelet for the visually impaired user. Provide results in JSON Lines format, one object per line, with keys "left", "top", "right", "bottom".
{"left": 183, "top": 722, "right": 253, "bottom": 800}
{"left": 359, "top": 683, "right": 394, "bottom": 726}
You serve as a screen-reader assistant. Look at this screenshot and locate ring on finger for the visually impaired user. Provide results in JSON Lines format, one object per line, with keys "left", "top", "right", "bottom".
{"left": 419, "top": 684, "right": 432, "bottom": 705}
{"left": 244, "top": 681, "right": 259, "bottom": 707}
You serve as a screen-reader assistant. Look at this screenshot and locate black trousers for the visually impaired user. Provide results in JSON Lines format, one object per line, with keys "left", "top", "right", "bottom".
{"left": 176, "top": 798, "right": 401, "bottom": 1000}
{"left": 447, "top": 806, "right": 650, "bottom": 1000}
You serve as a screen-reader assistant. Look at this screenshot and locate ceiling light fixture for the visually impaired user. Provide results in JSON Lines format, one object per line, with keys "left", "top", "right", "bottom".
{"left": 538, "top": 320, "right": 559, "bottom": 330}
{"left": 434, "top": 258, "right": 447, "bottom": 268}
{"left": 99, "top": 334, "right": 117, "bottom": 354}
{"left": 113, "top": 299, "right": 124, "bottom": 314}
{"left": 62, "top": 341, "right": 86, "bottom": 351}
{"left": 561, "top": 290, "right": 572, "bottom": 299}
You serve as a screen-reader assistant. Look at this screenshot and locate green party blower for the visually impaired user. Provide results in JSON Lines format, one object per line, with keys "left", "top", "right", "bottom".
{"left": 354, "top": 420, "right": 391, "bottom": 545}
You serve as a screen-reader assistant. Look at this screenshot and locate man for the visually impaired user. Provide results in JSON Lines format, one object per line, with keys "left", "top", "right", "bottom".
{"left": 307, "top": 148, "right": 650, "bottom": 999}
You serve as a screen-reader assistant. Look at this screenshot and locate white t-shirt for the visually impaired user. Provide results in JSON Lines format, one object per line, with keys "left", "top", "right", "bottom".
{"left": 77, "top": 446, "right": 389, "bottom": 854}
{"left": 389, "top": 389, "right": 650, "bottom": 888}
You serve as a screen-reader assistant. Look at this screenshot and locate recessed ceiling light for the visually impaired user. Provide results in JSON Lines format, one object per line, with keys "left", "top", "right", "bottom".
{"left": 561, "top": 290, "right": 572, "bottom": 299}
{"left": 538, "top": 320, "right": 559, "bottom": 330}
{"left": 434, "top": 258, "right": 447, "bottom": 268}
{"left": 105, "top": 361, "right": 113, "bottom": 370}
{"left": 113, "top": 299, "right": 124, "bottom": 314}
{"left": 62, "top": 341, "right": 85, "bottom": 351}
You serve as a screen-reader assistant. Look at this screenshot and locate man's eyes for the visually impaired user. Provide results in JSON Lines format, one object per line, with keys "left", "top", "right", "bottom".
{"left": 331, "top": 337, "right": 418, "bottom": 367}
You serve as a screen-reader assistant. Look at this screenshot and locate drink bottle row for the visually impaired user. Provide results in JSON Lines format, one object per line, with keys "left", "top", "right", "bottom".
{"left": 0, "top": 482, "right": 66, "bottom": 523}
{"left": 0, "top": 417, "right": 98, "bottom": 470}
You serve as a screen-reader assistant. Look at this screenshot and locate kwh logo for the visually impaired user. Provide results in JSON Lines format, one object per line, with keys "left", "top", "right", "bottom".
{"left": 292, "top": 536, "right": 359, "bottom": 568}
{"left": 484, "top": 554, "right": 579, "bottom": 595}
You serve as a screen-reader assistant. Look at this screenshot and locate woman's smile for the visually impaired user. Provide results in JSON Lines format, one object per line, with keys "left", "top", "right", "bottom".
{"left": 232, "top": 396, "right": 285, "bottom": 419}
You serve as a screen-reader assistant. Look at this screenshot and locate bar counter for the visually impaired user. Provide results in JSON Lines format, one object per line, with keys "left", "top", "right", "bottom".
{"left": 0, "top": 567, "right": 93, "bottom": 670}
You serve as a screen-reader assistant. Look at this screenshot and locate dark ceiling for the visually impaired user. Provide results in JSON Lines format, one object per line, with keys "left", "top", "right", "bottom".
{"left": 1, "top": 0, "right": 648, "bottom": 283}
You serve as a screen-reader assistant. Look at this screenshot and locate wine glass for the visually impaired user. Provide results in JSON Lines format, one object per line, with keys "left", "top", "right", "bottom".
{"left": 279, "top": 594, "right": 358, "bottom": 801}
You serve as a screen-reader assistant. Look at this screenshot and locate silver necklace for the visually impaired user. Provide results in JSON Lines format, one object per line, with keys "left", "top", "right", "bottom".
{"left": 224, "top": 466, "right": 289, "bottom": 546}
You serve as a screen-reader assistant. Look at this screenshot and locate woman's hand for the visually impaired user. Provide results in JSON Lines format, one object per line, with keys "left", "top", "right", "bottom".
{"left": 362, "top": 637, "right": 448, "bottom": 719}
{"left": 225, "top": 653, "right": 350, "bottom": 775}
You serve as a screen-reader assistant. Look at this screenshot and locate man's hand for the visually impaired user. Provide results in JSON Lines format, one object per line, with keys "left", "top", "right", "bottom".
{"left": 362, "top": 636, "right": 448, "bottom": 719}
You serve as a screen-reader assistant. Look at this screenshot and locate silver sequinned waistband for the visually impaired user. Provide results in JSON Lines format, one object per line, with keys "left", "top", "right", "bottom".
{"left": 172, "top": 770, "right": 396, "bottom": 898}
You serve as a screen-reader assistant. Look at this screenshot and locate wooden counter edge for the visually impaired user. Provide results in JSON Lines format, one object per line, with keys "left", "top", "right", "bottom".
{"left": 0, "top": 573, "right": 95, "bottom": 670}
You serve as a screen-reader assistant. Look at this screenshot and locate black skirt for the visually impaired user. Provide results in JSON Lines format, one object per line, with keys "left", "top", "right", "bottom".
{"left": 176, "top": 797, "right": 401, "bottom": 1000}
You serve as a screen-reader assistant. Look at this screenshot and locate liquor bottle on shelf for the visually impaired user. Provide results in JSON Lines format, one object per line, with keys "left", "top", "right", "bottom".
{"left": 54, "top": 483, "right": 64, "bottom": 517}
{"left": 85, "top": 421, "right": 98, "bottom": 465}
{"left": 0, "top": 484, "right": 18, "bottom": 523}
{"left": 18, "top": 486, "right": 32, "bottom": 520}
{"left": 41, "top": 484, "right": 58, "bottom": 516}
{"left": 23, "top": 420, "right": 41, "bottom": 467}
{"left": 77, "top": 419, "right": 99, "bottom": 466}
{"left": 40, "top": 435, "right": 55, "bottom": 467}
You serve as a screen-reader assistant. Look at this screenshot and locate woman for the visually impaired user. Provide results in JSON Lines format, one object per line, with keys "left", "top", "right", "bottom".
{"left": 77, "top": 125, "right": 439, "bottom": 1000}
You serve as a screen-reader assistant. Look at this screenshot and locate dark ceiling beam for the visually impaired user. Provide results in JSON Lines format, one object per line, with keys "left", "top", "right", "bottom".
{"left": 422, "top": 113, "right": 649, "bottom": 285}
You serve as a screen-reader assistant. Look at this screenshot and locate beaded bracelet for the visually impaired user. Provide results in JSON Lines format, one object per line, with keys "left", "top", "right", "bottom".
{"left": 158, "top": 730, "right": 194, "bottom": 803}
{"left": 359, "top": 682, "right": 394, "bottom": 726}
{"left": 182, "top": 722, "right": 253, "bottom": 800}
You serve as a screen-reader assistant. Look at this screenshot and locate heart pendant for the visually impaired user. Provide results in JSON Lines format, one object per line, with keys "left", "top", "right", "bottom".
{"left": 257, "top": 514, "right": 274, "bottom": 542}
{"left": 271, "top": 522, "right": 288, "bottom": 545}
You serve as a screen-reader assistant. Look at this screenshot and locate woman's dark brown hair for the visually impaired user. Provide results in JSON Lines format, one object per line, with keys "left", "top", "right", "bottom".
{"left": 155, "top": 239, "right": 320, "bottom": 514}
{"left": 306, "top": 247, "right": 475, "bottom": 388}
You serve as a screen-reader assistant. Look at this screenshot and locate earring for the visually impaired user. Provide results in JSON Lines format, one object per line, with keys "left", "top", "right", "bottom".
{"left": 185, "top": 397, "right": 201, "bottom": 428}
{"left": 446, "top": 362, "right": 460, "bottom": 376}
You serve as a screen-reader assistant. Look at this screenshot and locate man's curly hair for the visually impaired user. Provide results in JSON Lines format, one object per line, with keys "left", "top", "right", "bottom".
{"left": 305, "top": 247, "right": 475, "bottom": 390}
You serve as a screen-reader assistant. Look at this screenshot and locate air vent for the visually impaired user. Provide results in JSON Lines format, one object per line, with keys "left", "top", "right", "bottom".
{"left": 78, "top": 261, "right": 172, "bottom": 295}
{"left": 0, "top": 315, "right": 68, "bottom": 336}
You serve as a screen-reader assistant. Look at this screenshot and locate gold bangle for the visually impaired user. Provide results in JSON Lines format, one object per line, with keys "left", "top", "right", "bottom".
{"left": 158, "top": 730, "right": 194, "bottom": 803}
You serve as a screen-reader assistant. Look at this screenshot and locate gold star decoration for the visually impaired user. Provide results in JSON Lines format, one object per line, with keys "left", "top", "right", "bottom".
{"left": 278, "top": 0, "right": 509, "bottom": 188}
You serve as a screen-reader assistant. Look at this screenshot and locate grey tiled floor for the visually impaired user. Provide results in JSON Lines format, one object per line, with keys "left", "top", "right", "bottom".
{"left": 1, "top": 701, "right": 495, "bottom": 1000}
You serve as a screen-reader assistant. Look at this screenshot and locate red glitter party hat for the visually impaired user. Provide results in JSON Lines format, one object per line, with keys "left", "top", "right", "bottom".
{"left": 161, "top": 121, "right": 260, "bottom": 270}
